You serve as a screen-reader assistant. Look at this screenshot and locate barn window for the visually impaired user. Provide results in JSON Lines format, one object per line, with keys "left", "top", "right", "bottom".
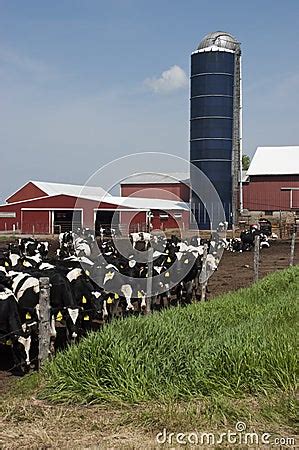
{"left": 159, "top": 213, "right": 168, "bottom": 220}
{"left": 0, "top": 212, "right": 16, "bottom": 218}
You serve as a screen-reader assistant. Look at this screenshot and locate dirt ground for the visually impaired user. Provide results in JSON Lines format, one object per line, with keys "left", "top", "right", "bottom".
{"left": 208, "top": 238, "right": 299, "bottom": 298}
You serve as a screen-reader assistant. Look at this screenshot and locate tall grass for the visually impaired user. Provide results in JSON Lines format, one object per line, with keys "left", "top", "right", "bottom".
{"left": 40, "top": 267, "right": 298, "bottom": 404}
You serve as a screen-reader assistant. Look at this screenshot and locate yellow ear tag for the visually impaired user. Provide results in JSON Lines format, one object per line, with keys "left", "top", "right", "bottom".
{"left": 167, "top": 257, "right": 171, "bottom": 263}
{"left": 184, "top": 259, "right": 189, "bottom": 264}
{"left": 165, "top": 272, "right": 170, "bottom": 278}
{"left": 137, "top": 291, "right": 143, "bottom": 298}
{"left": 26, "top": 312, "right": 31, "bottom": 320}
{"left": 4, "top": 261, "right": 9, "bottom": 267}
{"left": 56, "top": 311, "right": 63, "bottom": 321}
{"left": 107, "top": 297, "right": 113, "bottom": 304}
{"left": 85, "top": 270, "right": 90, "bottom": 276}
{"left": 6, "top": 339, "right": 12, "bottom": 346}
{"left": 114, "top": 293, "right": 119, "bottom": 299}
{"left": 83, "top": 314, "right": 90, "bottom": 321}
{"left": 82, "top": 296, "right": 87, "bottom": 304}
{"left": 23, "top": 261, "right": 30, "bottom": 267}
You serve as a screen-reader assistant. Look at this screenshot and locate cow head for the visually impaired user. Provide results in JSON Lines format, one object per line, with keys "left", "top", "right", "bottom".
{"left": 57, "top": 307, "right": 80, "bottom": 341}
{"left": 137, "top": 290, "right": 147, "bottom": 311}
{"left": 90, "top": 290, "right": 108, "bottom": 321}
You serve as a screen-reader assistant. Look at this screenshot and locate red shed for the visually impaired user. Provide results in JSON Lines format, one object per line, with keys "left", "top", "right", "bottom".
{"left": 243, "top": 147, "right": 299, "bottom": 213}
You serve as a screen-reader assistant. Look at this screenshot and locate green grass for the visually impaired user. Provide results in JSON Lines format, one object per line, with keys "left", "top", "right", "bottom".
{"left": 39, "top": 267, "right": 299, "bottom": 406}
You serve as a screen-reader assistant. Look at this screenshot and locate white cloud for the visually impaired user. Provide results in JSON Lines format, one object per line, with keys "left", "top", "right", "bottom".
{"left": 0, "top": 45, "right": 58, "bottom": 82}
{"left": 144, "top": 65, "right": 188, "bottom": 93}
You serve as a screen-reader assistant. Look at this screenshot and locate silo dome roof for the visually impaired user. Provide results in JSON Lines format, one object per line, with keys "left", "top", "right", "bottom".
{"left": 197, "top": 31, "right": 240, "bottom": 51}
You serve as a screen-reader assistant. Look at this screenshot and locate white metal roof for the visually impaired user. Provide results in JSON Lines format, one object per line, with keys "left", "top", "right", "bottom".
{"left": 79, "top": 194, "right": 189, "bottom": 211}
{"left": 0, "top": 192, "right": 189, "bottom": 212}
{"left": 121, "top": 172, "right": 190, "bottom": 185}
{"left": 247, "top": 146, "right": 299, "bottom": 176}
{"left": 31, "top": 180, "right": 110, "bottom": 198}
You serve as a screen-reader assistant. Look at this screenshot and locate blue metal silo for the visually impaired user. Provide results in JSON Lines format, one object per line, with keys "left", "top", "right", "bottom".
{"left": 190, "top": 31, "right": 241, "bottom": 229}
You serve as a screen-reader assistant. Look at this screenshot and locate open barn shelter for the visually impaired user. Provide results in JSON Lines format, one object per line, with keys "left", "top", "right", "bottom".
{"left": 0, "top": 181, "right": 189, "bottom": 234}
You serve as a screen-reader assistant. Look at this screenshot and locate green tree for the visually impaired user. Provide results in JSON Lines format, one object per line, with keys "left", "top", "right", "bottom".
{"left": 242, "top": 154, "right": 251, "bottom": 170}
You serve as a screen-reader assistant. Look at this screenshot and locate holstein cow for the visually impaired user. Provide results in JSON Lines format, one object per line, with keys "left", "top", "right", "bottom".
{"left": 7, "top": 270, "right": 46, "bottom": 366}
{"left": 35, "top": 266, "right": 81, "bottom": 346}
{"left": 18, "top": 238, "right": 38, "bottom": 257}
{"left": 37, "top": 242, "right": 49, "bottom": 258}
{"left": 240, "top": 226, "right": 270, "bottom": 252}
{"left": 58, "top": 231, "right": 75, "bottom": 258}
{"left": 66, "top": 267, "right": 107, "bottom": 333}
{"left": 0, "top": 284, "right": 31, "bottom": 375}
{"left": 130, "top": 232, "right": 152, "bottom": 251}
{"left": 74, "top": 237, "right": 92, "bottom": 258}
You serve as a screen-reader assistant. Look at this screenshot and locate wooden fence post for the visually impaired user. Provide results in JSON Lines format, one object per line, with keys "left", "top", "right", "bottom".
{"left": 200, "top": 244, "right": 208, "bottom": 301}
{"left": 146, "top": 247, "right": 153, "bottom": 314}
{"left": 279, "top": 210, "right": 282, "bottom": 239}
{"left": 253, "top": 234, "right": 260, "bottom": 282}
{"left": 38, "top": 277, "right": 51, "bottom": 369}
{"left": 290, "top": 230, "right": 296, "bottom": 267}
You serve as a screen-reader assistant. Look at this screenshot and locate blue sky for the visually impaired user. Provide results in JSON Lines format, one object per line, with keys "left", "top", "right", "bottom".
{"left": 0, "top": 0, "right": 298, "bottom": 201}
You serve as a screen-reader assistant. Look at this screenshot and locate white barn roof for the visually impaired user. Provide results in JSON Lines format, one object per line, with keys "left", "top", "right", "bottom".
{"left": 78, "top": 194, "right": 189, "bottom": 211}
{"left": 31, "top": 180, "right": 110, "bottom": 198}
{"left": 247, "top": 146, "right": 299, "bottom": 176}
{"left": 121, "top": 172, "right": 190, "bottom": 185}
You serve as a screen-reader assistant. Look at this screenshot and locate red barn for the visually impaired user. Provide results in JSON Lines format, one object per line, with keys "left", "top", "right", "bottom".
{"left": 121, "top": 173, "right": 190, "bottom": 202}
{"left": 0, "top": 180, "right": 189, "bottom": 234}
{"left": 243, "top": 146, "right": 299, "bottom": 214}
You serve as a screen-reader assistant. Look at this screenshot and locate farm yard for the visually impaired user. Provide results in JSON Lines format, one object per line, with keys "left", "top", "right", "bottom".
{"left": 1, "top": 1, "right": 299, "bottom": 446}
{"left": 0, "top": 231, "right": 298, "bottom": 448}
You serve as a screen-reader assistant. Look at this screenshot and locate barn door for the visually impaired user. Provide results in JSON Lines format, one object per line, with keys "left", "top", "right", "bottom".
{"left": 22, "top": 210, "right": 50, "bottom": 234}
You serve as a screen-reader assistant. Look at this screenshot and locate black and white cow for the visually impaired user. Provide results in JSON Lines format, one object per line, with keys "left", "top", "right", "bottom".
{"left": 18, "top": 238, "right": 39, "bottom": 257}
{"left": 58, "top": 231, "right": 75, "bottom": 258}
{"left": 130, "top": 232, "right": 151, "bottom": 251}
{"left": 37, "top": 242, "right": 49, "bottom": 258}
{"left": 66, "top": 267, "right": 107, "bottom": 332}
{"left": 36, "top": 266, "right": 80, "bottom": 345}
{"left": 0, "top": 285, "right": 31, "bottom": 375}
{"left": 74, "top": 237, "right": 92, "bottom": 258}
{"left": 240, "top": 227, "right": 270, "bottom": 252}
